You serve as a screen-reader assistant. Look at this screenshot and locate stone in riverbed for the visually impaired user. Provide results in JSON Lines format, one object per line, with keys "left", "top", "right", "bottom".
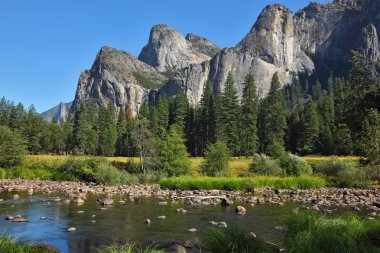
{"left": 40, "top": 216, "right": 48, "bottom": 220}
{"left": 12, "top": 194, "right": 19, "bottom": 199}
{"left": 217, "top": 221, "right": 228, "bottom": 228}
{"left": 176, "top": 208, "right": 187, "bottom": 214}
{"left": 236, "top": 206, "right": 247, "bottom": 215}
{"left": 373, "top": 201, "right": 380, "bottom": 208}
{"left": 221, "top": 198, "right": 232, "bottom": 207}
{"left": 66, "top": 227, "right": 76, "bottom": 232}
{"left": 5, "top": 215, "right": 14, "bottom": 221}
{"left": 188, "top": 228, "right": 197, "bottom": 233}
{"left": 157, "top": 215, "right": 166, "bottom": 219}
{"left": 144, "top": 218, "right": 151, "bottom": 224}
{"left": 27, "top": 189, "right": 34, "bottom": 195}
{"left": 99, "top": 198, "right": 114, "bottom": 206}
{"left": 73, "top": 198, "right": 84, "bottom": 204}
{"left": 12, "top": 216, "right": 29, "bottom": 222}
{"left": 0, "top": 199, "right": 3, "bottom": 202}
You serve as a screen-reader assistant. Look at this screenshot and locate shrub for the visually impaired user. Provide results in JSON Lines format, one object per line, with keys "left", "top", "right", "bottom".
{"left": 285, "top": 211, "right": 380, "bottom": 253}
{"left": 314, "top": 157, "right": 369, "bottom": 188}
{"left": 279, "top": 154, "right": 312, "bottom": 176}
{"left": 201, "top": 141, "right": 230, "bottom": 176}
{"left": 313, "top": 157, "right": 351, "bottom": 176}
{"left": 56, "top": 158, "right": 136, "bottom": 185}
{"left": 201, "top": 226, "right": 276, "bottom": 253}
{"left": 0, "top": 126, "right": 27, "bottom": 168}
{"left": 250, "top": 154, "right": 284, "bottom": 176}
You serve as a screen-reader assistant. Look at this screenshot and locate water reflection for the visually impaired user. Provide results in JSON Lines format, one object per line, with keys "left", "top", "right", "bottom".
{"left": 0, "top": 191, "right": 294, "bottom": 253}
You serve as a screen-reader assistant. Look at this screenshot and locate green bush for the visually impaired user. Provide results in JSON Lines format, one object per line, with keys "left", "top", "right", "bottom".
{"left": 285, "top": 211, "right": 380, "bottom": 253}
{"left": 280, "top": 154, "right": 312, "bottom": 176}
{"left": 56, "top": 158, "right": 136, "bottom": 185}
{"left": 250, "top": 154, "right": 284, "bottom": 176}
{"left": 0, "top": 126, "right": 27, "bottom": 168}
{"left": 313, "top": 157, "right": 351, "bottom": 176}
{"left": 201, "top": 141, "right": 230, "bottom": 176}
{"left": 139, "top": 170, "right": 168, "bottom": 184}
{"left": 201, "top": 226, "right": 276, "bottom": 253}
{"left": 314, "top": 157, "right": 369, "bottom": 188}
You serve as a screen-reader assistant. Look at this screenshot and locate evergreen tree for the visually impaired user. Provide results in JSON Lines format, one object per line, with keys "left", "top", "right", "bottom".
{"left": 240, "top": 74, "right": 259, "bottom": 156}
{"left": 151, "top": 97, "right": 170, "bottom": 139}
{"left": 170, "top": 91, "right": 189, "bottom": 127}
{"left": 0, "top": 125, "right": 27, "bottom": 168}
{"left": 199, "top": 79, "right": 215, "bottom": 154}
{"left": 201, "top": 141, "right": 230, "bottom": 177}
{"left": 298, "top": 100, "right": 319, "bottom": 154}
{"left": 219, "top": 72, "right": 240, "bottom": 155}
{"left": 260, "top": 73, "right": 287, "bottom": 155}
{"left": 73, "top": 104, "right": 98, "bottom": 155}
{"left": 159, "top": 124, "right": 190, "bottom": 176}
{"left": 97, "top": 103, "right": 117, "bottom": 156}
{"left": 23, "top": 105, "right": 44, "bottom": 154}
{"left": 116, "top": 107, "right": 127, "bottom": 156}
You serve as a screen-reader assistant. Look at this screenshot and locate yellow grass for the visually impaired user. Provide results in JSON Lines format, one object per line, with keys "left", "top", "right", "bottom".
{"left": 25, "top": 155, "right": 361, "bottom": 176}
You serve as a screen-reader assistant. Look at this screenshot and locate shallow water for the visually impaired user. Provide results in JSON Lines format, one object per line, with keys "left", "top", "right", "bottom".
{"left": 0, "top": 191, "right": 296, "bottom": 253}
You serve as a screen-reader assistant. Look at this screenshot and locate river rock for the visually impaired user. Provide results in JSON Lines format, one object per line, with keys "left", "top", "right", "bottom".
{"left": 66, "top": 227, "right": 76, "bottom": 232}
{"left": 5, "top": 215, "right": 14, "bottom": 220}
{"left": 73, "top": 198, "right": 84, "bottom": 204}
{"left": 12, "top": 194, "right": 20, "bottom": 199}
{"left": 221, "top": 198, "right": 232, "bottom": 207}
{"left": 40, "top": 216, "right": 48, "bottom": 220}
{"left": 100, "top": 197, "right": 114, "bottom": 206}
{"left": 0, "top": 199, "right": 3, "bottom": 202}
{"left": 12, "top": 216, "right": 29, "bottom": 222}
{"left": 27, "top": 189, "right": 34, "bottom": 195}
{"left": 217, "top": 221, "right": 228, "bottom": 228}
{"left": 373, "top": 201, "right": 380, "bottom": 208}
{"left": 157, "top": 215, "right": 166, "bottom": 219}
{"left": 188, "top": 228, "right": 197, "bottom": 233}
{"left": 144, "top": 218, "right": 151, "bottom": 224}
{"left": 249, "top": 232, "right": 257, "bottom": 238}
{"left": 236, "top": 206, "right": 247, "bottom": 215}
{"left": 64, "top": 199, "right": 71, "bottom": 204}
{"left": 176, "top": 208, "right": 187, "bottom": 214}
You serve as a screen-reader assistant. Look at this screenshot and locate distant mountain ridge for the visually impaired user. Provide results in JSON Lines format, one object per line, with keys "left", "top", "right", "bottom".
{"left": 40, "top": 102, "right": 72, "bottom": 123}
{"left": 41, "top": 0, "right": 380, "bottom": 119}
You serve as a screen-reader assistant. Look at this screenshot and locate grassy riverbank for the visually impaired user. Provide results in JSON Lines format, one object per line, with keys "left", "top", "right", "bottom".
{"left": 159, "top": 176, "right": 326, "bottom": 190}
{"left": 0, "top": 236, "right": 58, "bottom": 253}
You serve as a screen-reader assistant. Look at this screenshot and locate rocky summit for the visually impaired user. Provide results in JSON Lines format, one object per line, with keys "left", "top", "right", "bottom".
{"left": 47, "top": 0, "right": 379, "bottom": 117}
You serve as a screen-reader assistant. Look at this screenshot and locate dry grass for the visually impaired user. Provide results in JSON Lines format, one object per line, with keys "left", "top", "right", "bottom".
{"left": 25, "top": 155, "right": 361, "bottom": 176}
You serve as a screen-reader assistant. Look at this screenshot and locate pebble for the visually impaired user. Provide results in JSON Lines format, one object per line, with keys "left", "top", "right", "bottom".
{"left": 66, "top": 227, "right": 76, "bottom": 232}
{"left": 157, "top": 215, "right": 166, "bottom": 219}
{"left": 188, "top": 228, "right": 197, "bottom": 233}
{"left": 144, "top": 218, "right": 151, "bottom": 224}
{"left": 77, "top": 211, "right": 84, "bottom": 214}
{"left": 40, "top": 216, "right": 48, "bottom": 220}
{"left": 217, "top": 221, "right": 228, "bottom": 228}
{"left": 12, "top": 194, "right": 20, "bottom": 199}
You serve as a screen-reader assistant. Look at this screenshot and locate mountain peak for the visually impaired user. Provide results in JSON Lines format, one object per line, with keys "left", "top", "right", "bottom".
{"left": 138, "top": 24, "right": 210, "bottom": 72}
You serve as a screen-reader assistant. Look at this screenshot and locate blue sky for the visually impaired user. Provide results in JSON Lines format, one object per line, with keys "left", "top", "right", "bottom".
{"left": 0, "top": 0, "right": 330, "bottom": 112}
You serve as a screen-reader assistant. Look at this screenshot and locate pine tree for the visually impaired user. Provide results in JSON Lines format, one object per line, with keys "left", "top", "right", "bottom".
{"left": 199, "top": 79, "right": 215, "bottom": 154}
{"left": 260, "top": 73, "right": 287, "bottom": 156}
{"left": 73, "top": 104, "right": 98, "bottom": 155}
{"left": 219, "top": 72, "right": 240, "bottom": 155}
{"left": 170, "top": 92, "right": 189, "bottom": 127}
{"left": 160, "top": 124, "right": 190, "bottom": 176}
{"left": 298, "top": 100, "right": 319, "bottom": 154}
{"left": 116, "top": 107, "right": 127, "bottom": 156}
{"left": 240, "top": 74, "right": 259, "bottom": 156}
{"left": 97, "top": 103, "right": 117, "bottom": 156}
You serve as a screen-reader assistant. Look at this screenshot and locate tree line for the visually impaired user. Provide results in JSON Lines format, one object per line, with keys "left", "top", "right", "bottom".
{"left": 1, "top": 52, "right": 380, "bottom": 162}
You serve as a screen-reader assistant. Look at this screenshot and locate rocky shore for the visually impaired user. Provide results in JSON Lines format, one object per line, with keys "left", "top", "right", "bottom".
{"left": 1, "top": 179, "right": 380, "bottom": 213}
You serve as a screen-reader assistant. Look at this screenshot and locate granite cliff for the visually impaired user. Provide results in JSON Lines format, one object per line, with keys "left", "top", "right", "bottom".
{"left": 45, "top": 0, "right": 379, "bottom": 118}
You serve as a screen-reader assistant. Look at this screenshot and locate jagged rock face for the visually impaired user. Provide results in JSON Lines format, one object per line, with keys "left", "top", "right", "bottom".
{"left": 138, "top": 25, "right": 211, "bottom": 72}
{"left": 71, "top": 0, "right": 380, "bottom": 114}
{"left": 185, "top": 33, "right": 220, "bottom": 58}
{"left": 159, "top": 61, "right": 211, "bottom": 105}
{"left": 72, "top": 46, "right": 166, "bottom": 115}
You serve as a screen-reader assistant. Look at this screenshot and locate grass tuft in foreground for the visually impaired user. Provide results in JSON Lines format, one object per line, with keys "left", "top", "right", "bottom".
{"left": 159, "top": 175, "right": 326, "bottom": 190}
{"left": 200, "top": 225, "right": 276, "bottom": 253}
{"left": 285, "top": 211, "right": 380, "bottom": 253}
{"left": 0, "top": 236, "right": 59, "bottom": 253}
{"left": 97, "top": 243, "right": 167, "bottom": 253}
